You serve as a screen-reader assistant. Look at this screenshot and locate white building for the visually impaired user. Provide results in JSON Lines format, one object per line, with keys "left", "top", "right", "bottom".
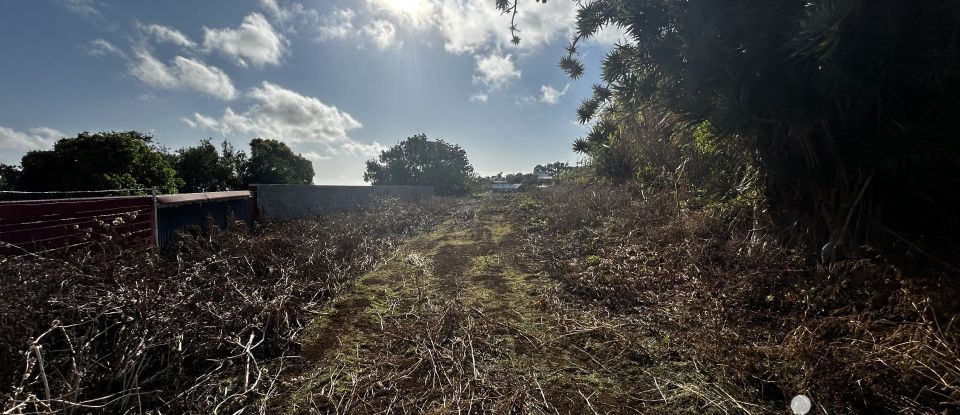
{"left": 491, "top": 181, "right": 522, "bottom": 193}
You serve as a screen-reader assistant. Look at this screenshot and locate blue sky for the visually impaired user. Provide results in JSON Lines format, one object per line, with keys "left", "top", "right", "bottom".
{"left": 0, "top": 0, "right": 623, "bottom": 184}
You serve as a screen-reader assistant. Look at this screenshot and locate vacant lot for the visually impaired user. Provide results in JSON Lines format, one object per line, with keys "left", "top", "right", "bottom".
{"left": 282, "top": 198, "right": 675, "bottom": 413}
{"left": 4, "top": 192, "right": 957, "bottom": 414}
{"left": 281, "top": 191, "right": 959, "bottom": 414}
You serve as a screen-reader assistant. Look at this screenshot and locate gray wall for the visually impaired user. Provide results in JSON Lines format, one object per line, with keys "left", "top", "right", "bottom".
{"left": 252, "top": 184, "right": 433, "bottom": 221}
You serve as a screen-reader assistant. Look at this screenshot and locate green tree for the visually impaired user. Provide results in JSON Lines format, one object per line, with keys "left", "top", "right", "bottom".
{"left": 0, "top": 164, "right": 19, "bottom": 191}
{"left": 15, "top": 131, "right": 182, "bottom": 193}
{"left": 504, "top": 172, "right": 539, "bottom": 186}
{"left": 534, "top": 162, "right": 572, "bottom": 177}
{"left": 244, "top": 138, "right": 314, "bottom": 185}
{"left": 502, "top": 0, "right": 960, "bottom": 249}
{"left": 171, "top": 139, "right": 246, "bottom": 192}
{"left": 364, "top": 134, "right": 475, "bottom": 196}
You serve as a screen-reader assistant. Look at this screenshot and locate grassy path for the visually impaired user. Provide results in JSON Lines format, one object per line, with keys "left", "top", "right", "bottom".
{"left": 281, "top": 200, "right": 712, "bottom": 414}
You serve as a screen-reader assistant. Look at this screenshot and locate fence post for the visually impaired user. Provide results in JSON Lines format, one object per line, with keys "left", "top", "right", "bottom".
{"left": 150, "top": 188, "right": 159, "bottom": 247}
{"left": 248, "top": 184, "right": 258, "bottom": 223}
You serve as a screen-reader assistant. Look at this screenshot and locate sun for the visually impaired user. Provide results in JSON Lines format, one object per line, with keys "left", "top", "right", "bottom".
{"left": 375, "top": 0, "right": 432, "bottom": 24}
{"left": 381, "top": 0, "right": 424, "bottom": 10}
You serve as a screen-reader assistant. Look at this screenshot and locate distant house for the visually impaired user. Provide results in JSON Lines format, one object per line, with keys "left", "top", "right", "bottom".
{"left": 533, "top": 166, "right": 555, "bottom": 187}
{"left": 491, "top": 181, "right": 522, "bottom": 193}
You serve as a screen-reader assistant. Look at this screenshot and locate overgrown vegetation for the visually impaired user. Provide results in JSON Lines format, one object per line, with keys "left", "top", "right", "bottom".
{"left": 516, "top": 184, "right": 960, "bottom": 413}
{"left": 0, "top": 197, "right": 448, "bottom": 413}
{"left": 501, "top": 0, "right": 960, "bottom": 253}
{"left": 484, "top": 2, "right": 960, "bottom": 409}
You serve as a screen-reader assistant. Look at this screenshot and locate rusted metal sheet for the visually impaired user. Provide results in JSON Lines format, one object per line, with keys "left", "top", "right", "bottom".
{"left": 0, "top": 196, "right": 154, "bottom": 255}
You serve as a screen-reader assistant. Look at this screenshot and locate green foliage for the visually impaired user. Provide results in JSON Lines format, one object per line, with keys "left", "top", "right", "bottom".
{"left": 516, "top": 194, "right": 541, "bottom": 211}
{"left": 0, "top": 164, "right": 19, "bottom": 191}
{"left": 170, "top": 139, "right": 247, "bottom": 192}
{"left": 507, "top": 0, "right": 960, "bottom": 248}
{"left": 503, "top": 172, "right": 539, "bottom": 186}
{"left": 364, "top": 134, "right": 475, "bottom": 196}
{"left": 14, "top": 131, "right": 182, "bottom": 193}
{"left": 534, "top": 162, "right": 572, "bottom": 177}
{"left": 244, "top": 138, "right": 314, "bottom": 185}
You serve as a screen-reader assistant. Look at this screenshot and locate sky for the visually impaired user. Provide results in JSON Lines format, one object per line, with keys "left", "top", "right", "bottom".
{"left": 0, "top": 0, "right": 623, "bottom": 185}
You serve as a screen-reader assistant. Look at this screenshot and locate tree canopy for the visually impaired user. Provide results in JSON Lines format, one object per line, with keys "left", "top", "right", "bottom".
{"left": 0, "top": 164, "right": 18, "bottom": 191}
{"left": 13, "top": 131, "right": 182, "bottom": 193}
{"left": 2, "top": 135, "right": 315, "bottom": 193}
{"left": 364, "top": 134, "right": 475, "bottom": 196}
{"left": 244, "top": 138, "right": 314, "bottom": 185}
{"left": 502, "top": 0, "right": 960, "bottom": 249}
{"left": 170, "top": 139, "right": 247, "bottom": 192}
{"left": 534, "top": 162, "right": 572, "bottom": 177}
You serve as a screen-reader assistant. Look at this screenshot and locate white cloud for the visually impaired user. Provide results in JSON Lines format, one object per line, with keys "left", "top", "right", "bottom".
{"left": 318, "top": 10, "right": 400, "bottom": 50}
{"left": 0, "top": 126, "right": 64, "bottom": 164}
{"left": 470, "top": 92, "right": 489, "bottom": 103}
{"left": 539, "top": 83, "right": 570, "bottom": 105}
{"left": 365, "top": 0, "right": 434, "bottom": 29}
{"left": 259, "top": 0, "right": 285, "bottom": 20}
{"left": 185, "top": 82, "right": 382, "bottom": 157}
{"left": 130, "top": 49, "right": 237, "bottom": 100}
{"left": 417, "top": 0, "right": 579, "bottom": 54}
{"left": 60, "top": 0, "right": 103, "bottom": 19}
{"left": 302, "top": 151, "right": 333, "bottom": 161}
{"left": 316, "top": 1, "right": 610, "bottom": 61}
{"left": 259, "top": 0, "right": 319, "bottom": 33}
{"left": 182, "top": 112, "right": 220, "bottom": 131}
{"left": 320, "top": 0, "right": 580, "bottom": 54}
{"left": 584, "top": 24, "right": 631, "bottom": 47}
{"left": 317, "top": 8, "right": 356, "bottom": 41}
{"left": 87, "top": 38, "right": 126, "bottom": 58}
{"left": 138, "top": 23, "right": 196, "bottom": 48}
{"left": 473, "top": 51, "right": 521, "bottom": 90}
{"left": 203, "top": 13, "right": 286, "bottom": 67}
{"left": 362, "top": 19, "right": 398, "bottom": 50}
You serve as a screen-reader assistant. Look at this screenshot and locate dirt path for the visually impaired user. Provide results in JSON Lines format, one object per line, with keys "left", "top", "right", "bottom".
{"left": 281, "top": 200, "right": 708, "bottom": 414}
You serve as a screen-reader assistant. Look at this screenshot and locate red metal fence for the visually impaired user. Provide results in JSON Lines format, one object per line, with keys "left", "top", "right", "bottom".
{"left": 1, "top": 186, "right": 431, "bottom": 256}
{"left": 0, "top": 196, "right": 154, "bottom": 255}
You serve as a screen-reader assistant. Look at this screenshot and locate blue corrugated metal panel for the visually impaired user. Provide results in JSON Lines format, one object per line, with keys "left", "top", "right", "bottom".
{"left": 156, "top": 198, "right": 250, "bottom": 247}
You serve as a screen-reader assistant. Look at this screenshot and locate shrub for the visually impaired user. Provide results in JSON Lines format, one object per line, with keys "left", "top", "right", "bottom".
{"left": 0, "top": 197, "right": 451, "bottom": 413}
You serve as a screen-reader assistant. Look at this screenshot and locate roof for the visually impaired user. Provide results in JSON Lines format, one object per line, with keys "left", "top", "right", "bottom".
{"left": 156, "top": 190, "right": 251, "bottom": 206}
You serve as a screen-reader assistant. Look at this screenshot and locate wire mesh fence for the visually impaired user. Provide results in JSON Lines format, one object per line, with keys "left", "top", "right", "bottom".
{"left": 0, "top": 188, "right": 148, "bottom": 202}
{"left": 0, "top": 194, "right": 155, "bottom": 256}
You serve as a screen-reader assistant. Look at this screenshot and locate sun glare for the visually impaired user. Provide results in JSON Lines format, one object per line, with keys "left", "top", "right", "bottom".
{"left": 376, "top": 0, "right": 432, "bottom": 24}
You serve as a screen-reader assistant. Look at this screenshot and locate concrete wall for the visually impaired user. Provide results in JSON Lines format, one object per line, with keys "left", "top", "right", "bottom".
{"left": 252, "top": 184, "right": 433, "bottom": 221}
